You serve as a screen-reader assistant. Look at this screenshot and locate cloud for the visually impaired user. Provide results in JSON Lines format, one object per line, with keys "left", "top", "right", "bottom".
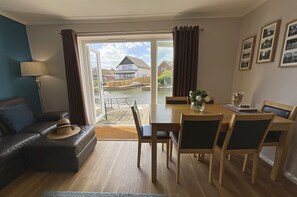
{"left": 88, "top": 41, "right": 172, "bottom": 69}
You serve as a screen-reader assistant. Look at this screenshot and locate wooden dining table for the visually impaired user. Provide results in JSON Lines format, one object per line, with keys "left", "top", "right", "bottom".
{"left": 149, "top": 103, "right": 296, "bottom": 183}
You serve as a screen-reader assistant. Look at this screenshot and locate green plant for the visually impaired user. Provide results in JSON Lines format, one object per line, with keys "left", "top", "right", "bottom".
{"left": 158, "top": 70, "right": 173, "bottom": 85}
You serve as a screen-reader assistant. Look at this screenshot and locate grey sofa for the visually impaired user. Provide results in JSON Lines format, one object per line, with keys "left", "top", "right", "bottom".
{"left": 0, "top": 97, "right": 68, "bottom": 188}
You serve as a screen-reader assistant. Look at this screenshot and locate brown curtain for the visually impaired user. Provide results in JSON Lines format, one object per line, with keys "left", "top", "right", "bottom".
{"left": 172, "top": 26, "right": 200, "bottom": 96}
{"left": 61, "top": 29, "right": 87, "bottom": 125}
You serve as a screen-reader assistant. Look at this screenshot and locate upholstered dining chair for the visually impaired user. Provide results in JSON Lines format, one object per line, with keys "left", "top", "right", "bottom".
{"left": 131, "top": 101, "right": 170, "bottom": 168}
{"left": 165, "top": 96, "right": 189, "bottom": 104}
{"left": 216, "top": 113, "right": 275, "bottom": 185}
{"left": 170, "top": 113, "right": 223, "bottom": 183}
{"left": 261, "top": 100, "right": 297, "bottom": 145}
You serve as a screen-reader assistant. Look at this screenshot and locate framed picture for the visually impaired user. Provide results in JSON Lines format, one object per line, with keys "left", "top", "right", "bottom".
{"left": 239, "top": 35, "right": 256, "bottom": 70}
{"left": 256, "top": 20, "right": 281, "bottom": 63}
{"left": 280, "top": 19, "right": 297, "bottom": 67}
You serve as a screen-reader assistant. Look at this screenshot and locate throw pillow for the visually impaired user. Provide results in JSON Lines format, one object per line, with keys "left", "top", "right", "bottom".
{"left": 0, "top": 104, "right": 36, "bottom": 133}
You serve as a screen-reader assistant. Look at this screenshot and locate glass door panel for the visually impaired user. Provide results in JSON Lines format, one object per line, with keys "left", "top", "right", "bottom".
{"left": 87, "top": 47, "right": 106, "bottom": 122}
{"left": 156, "top": 41, "right": 173, "bottom": 104}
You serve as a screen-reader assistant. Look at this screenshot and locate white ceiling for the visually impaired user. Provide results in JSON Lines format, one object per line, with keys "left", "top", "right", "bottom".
{"left": 0, "top": 0, "right": 268, "bottom": 25}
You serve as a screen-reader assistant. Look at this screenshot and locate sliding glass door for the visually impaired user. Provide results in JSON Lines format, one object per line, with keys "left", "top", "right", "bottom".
{"left": 78, "top": 34, "right": 173, "bottom": 124}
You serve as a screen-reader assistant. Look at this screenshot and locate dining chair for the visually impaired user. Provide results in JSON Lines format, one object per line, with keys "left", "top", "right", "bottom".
{"left": 261, "top": 100, "right": 297, "bottom": 145}
{"left": 165, "top": 96, "right": 189, "bottom": 104}
{"left": 216, "top": 113, "right": 275, "bottom": 185}
{"left": 131, "top": 101, "right": 170, "bottom": 168}
{"left": 170, "top": 113, "right": 223, "bottom": 183}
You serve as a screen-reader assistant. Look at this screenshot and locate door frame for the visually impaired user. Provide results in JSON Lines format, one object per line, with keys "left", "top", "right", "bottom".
{"left": 77, "top": 33, "right": 172, "bottom": 124}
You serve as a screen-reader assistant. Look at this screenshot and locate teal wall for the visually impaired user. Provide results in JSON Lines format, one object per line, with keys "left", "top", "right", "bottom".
{"left": 0, "top": 15, "right": 41, "bottom": 113}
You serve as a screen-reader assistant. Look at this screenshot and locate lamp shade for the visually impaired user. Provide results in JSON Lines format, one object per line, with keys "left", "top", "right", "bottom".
{"left": 20, "top": 62, "right": 48, "bottom": 76}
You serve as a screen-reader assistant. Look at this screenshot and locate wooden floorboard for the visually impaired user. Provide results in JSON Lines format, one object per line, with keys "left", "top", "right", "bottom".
{"left": 0, "top": 141, "right": 297, "bottom": 197}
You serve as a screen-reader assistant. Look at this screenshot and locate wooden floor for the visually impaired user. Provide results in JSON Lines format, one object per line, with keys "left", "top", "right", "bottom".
{"left": 1, "top": 141, "right": 297, "bottom": 197}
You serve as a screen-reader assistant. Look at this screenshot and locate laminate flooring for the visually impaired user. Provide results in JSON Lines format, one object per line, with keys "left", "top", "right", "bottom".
{"left": 0, "top": 141, "right": 296, "bottom": 197}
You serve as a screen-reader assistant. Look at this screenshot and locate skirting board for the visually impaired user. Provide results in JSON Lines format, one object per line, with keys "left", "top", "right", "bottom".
{"left": 260, "top": 153, "right": 297, "bottom": 185}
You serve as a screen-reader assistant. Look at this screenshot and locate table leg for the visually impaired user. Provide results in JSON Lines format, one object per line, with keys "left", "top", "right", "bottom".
{"left": 151, "top": 124, "right": 157, "bottom": 182}
{"left": 270, "top": 123, "right": 295, "bottom": 181}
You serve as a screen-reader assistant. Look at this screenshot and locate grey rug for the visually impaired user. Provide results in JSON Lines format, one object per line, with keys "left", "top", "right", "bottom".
{"left": 41, "top": 191, "right": 167, "bottom": 197}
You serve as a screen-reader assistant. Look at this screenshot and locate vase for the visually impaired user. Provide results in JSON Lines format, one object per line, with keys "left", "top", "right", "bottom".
{"left": 191, "top": 102, "right": 205, "bottom": 112}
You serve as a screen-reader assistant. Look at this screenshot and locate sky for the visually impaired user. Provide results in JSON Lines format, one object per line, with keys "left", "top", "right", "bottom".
{"left": 89, "top": 41, "right": 173, "bottom": 69}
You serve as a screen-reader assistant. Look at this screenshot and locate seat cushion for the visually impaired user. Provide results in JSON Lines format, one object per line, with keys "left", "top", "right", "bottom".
{"left": 141, "top": 125, "right": 170, "bottom": 139}
{"left": 0, "top": 133, "right": 39, "bottom": 165}
{"left": 264, "top": 131, "right": 282, "bottom": 143}
{"left": 20, "top": 121, "right": 57, "bottom": 136}
{"left": 0, "top": 104, "right": 36, "bottom": 133}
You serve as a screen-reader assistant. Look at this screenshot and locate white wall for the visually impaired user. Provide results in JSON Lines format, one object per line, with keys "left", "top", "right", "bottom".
{"left": 232, "top": 0, "right": 297, "bottom": 181}
{"left": 26, "top": 18, "right": 240, "bottom": 112}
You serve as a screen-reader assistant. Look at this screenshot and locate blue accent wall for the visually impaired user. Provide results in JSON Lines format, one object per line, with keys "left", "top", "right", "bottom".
{"left": 0, "top": 15, "right": 41, "bottom": 113}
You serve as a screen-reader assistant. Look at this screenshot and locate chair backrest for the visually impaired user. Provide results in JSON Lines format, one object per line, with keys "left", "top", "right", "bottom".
{"left": 131, "top": 101, "right": 143, "bottom": 139}
{"left": 222, "top": 114, "right": 275, "bottom": 151}
{"left": 262, "top": 100, "right": 297, "bottom": 120}
{"left": 207, "top": 96, "right": 215, "bottom": 104}
{"left": 178, "top": 114, "right": 223, "bottom": 151}
{"left": 166, "top": 96, "right": 189, "bottom": 104}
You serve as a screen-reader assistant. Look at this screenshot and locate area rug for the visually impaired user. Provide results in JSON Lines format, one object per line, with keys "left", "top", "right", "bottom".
{"left": 41, "top": 191, "right": 167, "bottom": 197}
{"left": 95, "top": 125, "right": 137, "bottom": 140}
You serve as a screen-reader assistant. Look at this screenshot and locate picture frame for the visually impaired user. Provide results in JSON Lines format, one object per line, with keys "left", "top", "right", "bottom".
{"left": 280, "top": 19, "right": 297, "bottom": 67}
{"left": 256, "top": 20, "right": 281, "bottom": 63}
{"left": 239, "top": 35, "right": 256, "bottom": 70}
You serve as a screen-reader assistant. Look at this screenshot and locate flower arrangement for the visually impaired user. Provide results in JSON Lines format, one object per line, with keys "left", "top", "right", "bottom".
{"left": 189, "top": 89, "right": 210, "bottom": 112}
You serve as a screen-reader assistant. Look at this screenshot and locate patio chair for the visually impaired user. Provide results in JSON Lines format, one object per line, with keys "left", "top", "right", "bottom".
{"left": 170, "top": 113, "right": 223, "bottom": 183}
{"left": 131, "top": 101, "right": 170, "bottom": 168}
{"left": 216, "top": 113, "right": 275, "bottom": 185}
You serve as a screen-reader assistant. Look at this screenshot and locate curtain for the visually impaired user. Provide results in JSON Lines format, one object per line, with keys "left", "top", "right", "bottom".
{"left": 61, "top": 29, "right": 88, "bottom": 125}
{"left": 172, "top": 26, "right": 200, "bottom": 96}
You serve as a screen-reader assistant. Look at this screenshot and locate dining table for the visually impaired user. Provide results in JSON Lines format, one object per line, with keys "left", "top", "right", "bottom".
{"left": 149, "top": 103, "right": 296, "bottom": 183}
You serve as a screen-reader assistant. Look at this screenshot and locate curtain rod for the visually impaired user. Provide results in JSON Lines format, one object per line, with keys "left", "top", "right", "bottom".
{"left": 60, "top": 27, "right": 205, "bottom": 36}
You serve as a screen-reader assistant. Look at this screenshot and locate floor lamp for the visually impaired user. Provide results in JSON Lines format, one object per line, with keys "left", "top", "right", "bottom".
{"left": 20, "top": 62, "right": 49, "bottom": 113}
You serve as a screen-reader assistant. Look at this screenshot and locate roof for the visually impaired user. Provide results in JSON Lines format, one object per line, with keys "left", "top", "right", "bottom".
{"left": 116, "top": 56, "right": 150, "bottom": 69}
{"left": 159, "top": 60, "right": 173, "bottom": 67}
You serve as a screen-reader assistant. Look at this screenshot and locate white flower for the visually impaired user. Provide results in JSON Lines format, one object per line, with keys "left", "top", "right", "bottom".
{"left": 189, "top": 90, "right": 193, "bottom": 94}
{"left": 204, "top": 96, "right": 210, "bottom": 102}
{"left": 196, "top": 95, "right": 202, "bottom": 101}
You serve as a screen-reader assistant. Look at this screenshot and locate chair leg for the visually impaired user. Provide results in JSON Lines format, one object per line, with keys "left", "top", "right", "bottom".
{"left": 170, "top": 140, "right": 173, "bottom": 161}
{"left": 209, "top": 154, "right": 213, "bottom": 183}
{"left": 198, "top": 154, "right": 205, "bottom": 161}
{"left": 166, "top": 141, "right": 169, "bottom": 168}
{"left": 251, "top": 153, "right": 259, "bottom": 184}
{"left": 227, "top": 154, "right": 231, "bottom": 161}
{"left": 137, "top": 141, "right": 141, "bottom": 167}
{"left": 242, "top": 154, "right": 248, "bottom": 172}
{"left": 219, "top": 152, "right": 225, "bottom": 186}
{"left": 176, "top": 152, "right": 180, "bottom": 184}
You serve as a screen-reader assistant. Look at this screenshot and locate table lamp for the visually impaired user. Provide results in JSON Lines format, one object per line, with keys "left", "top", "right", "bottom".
{"left": 20, "top": 61, "right": 49, "bottom": 112}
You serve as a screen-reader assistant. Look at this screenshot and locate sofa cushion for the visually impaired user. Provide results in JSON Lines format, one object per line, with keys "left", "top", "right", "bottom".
{"left": 20, "top": 121, "right": 57, "bottom": 136}
{"left": 36, "top": 111, "right": 69, "bottom": 122}
{"left": 0, "top": 122, "right": 11, "bottom": 137}
{"left": 0, "top": 104, "right": 36, "bottom": 133}
{"left": 0, "top": 133, "right": 39, "bottom": 165}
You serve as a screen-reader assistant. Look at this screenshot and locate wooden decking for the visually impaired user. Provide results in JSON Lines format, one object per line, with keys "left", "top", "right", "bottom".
{"left": 97, "top": 104, "right": 149, "bottom": 125}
